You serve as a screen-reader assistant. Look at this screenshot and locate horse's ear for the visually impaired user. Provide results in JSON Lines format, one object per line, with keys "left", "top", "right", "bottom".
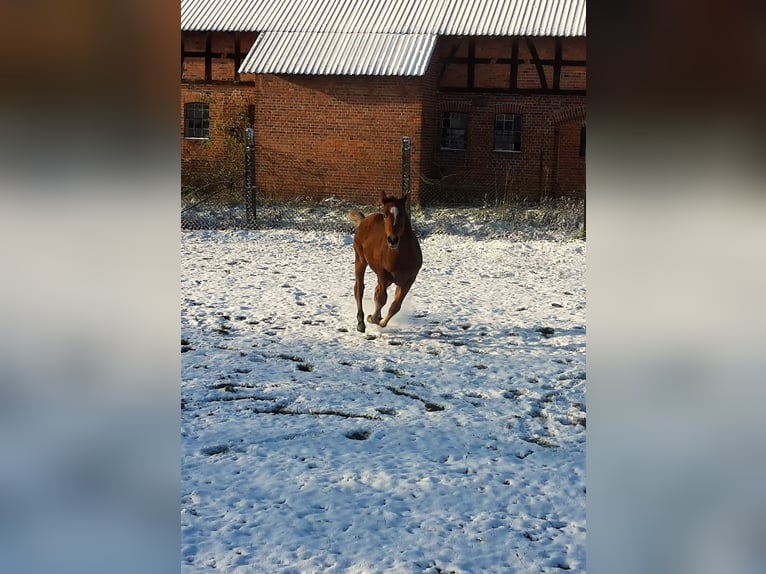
{"left": 404, "top": 190, "right": 412, "bottom": 215}
{"left": 380, "top": 190, "right": 387, "bottom": 206}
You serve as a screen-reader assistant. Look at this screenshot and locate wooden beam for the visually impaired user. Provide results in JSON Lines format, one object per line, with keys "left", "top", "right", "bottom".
{"left": 234, "top": 33, "right": 241, "bottom": 82}
{"left": 439, "top": 86, "right": 586, "bottom": 95}
{"left": 467, "top": 40, "right": 476, "bottom": 89}
{"left": 182, "top": 79, "right": 255, "bottom": 86}
{"left": 525, "top": 38, "right": 547, "bottom": 91}
{"left": 496, "top": 38, "right": 520, "bottom": 90}
{"left": 455, "top": 40, "right": 492, "bottom": 89}
{"left": 511, "top": 38, "right": 519, "bottom": 90}
{"left": 204, "top": 32, "right": 212, "bottom": 83}
{"left": 529, "top": 58, "right": 586, "bottom": 66}
{"left": 182, "top": 51, "right": 245, "bottom": 61}
{"left": 438, "top": 39, "right": 463, "bottom": 86}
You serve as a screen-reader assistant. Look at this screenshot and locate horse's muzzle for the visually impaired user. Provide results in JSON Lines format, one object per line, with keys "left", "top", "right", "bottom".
{"left": 387, "top": 235, "right": 400, "bottom": 249}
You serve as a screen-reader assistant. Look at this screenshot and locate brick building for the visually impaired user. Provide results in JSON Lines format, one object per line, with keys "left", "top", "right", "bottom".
{"left": 181, "top": 0, "right": 586, "bottom": 205}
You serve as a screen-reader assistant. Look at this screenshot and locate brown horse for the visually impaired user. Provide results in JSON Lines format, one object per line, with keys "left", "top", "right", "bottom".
{"left": 348, "top": 190, "right": 422, "bottom": 333}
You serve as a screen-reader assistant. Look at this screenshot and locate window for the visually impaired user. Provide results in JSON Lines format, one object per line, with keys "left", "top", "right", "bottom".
{"left": 579, "top": 125, "right": 586, "bottom": 157}
{"left": 494, "top": 113, "right": 522, "bottom": 152}
{"left": 440, "top": 112, "right": 468, "bottom": 150}
{"left": 185, "top": 102, "right": 209, "bottom": 138}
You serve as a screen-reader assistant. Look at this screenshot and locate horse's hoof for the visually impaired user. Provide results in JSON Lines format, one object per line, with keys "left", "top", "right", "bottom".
{"left": 356, "top": 323, "right": 365, "bottom": 333}
{"left": 366, "top": 315, "right": 379, "bottom": 325}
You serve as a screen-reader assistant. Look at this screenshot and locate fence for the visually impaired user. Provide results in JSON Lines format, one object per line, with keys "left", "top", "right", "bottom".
{"left": 181, "top": 135, "right": 585, "bottom": 240}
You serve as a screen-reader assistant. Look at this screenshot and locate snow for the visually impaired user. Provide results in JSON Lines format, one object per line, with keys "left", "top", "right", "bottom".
{"left": 182, "top": 226, "right": 586, "bottom": 573}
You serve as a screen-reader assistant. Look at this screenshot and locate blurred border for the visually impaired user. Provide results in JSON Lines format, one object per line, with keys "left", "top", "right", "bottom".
{"left": 588, "top": 1, "right": 766, "bottom": 573}
{"left": 0, "top": 3, "right": 181, "bottom": 573}
{"left": 2, "top": 1, "right": 765, "bottom": 573}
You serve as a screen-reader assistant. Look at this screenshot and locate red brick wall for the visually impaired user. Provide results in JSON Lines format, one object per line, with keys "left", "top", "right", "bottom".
{"left": 180, "top": 33, "right": 586, "bottom": 204}
{"left": 180, "top": 85, "right": 254, "bottom": 192}
{"left": 418, "top": 51, "right": 442, "bottom": 203}
{"left": 427, "top": 92, "right": 586, "bottom": 201}
{"left": 181, "top": 31, "right": 259, "bottom": 193}
{"left": 251, "top": 74, "right": 425, "bottom": 205}
{"left": 554, "top": 119, "right": 586, "bottom": 196}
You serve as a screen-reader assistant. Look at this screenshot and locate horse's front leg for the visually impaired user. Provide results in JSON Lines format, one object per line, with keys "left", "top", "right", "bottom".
{"left": 378, "top": 279, "right": 414, "bottom": 328}
{"left": 354, "top": 255, "right": 367, "bottom": 332}
{"left": 367, "top": 275, "right": 390, "bottom": 325}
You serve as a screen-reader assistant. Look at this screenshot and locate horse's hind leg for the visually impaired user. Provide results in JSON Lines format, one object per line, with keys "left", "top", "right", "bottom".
{"left": 354, "top": 255, "right": 367, "bottom": 332}
{"left": 367, "top": 276, "right": 390, "bottom": 325}
{"left": 378, "top": 280, "right": 413, "bottom": 328}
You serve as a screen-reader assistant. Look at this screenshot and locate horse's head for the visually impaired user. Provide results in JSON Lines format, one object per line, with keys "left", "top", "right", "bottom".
{"left": 381, "top": 190, "right": 410, "bottom": 250}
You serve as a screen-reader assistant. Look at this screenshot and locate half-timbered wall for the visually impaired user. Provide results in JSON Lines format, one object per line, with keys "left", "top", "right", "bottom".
{"left": 437, "top": 36, "right": 586, "bottom": 95}
{"left": 426, "top": 36, "right": 586, "bottom": 200}
{"left": 181, "top": 31, "right": 258, "bottom": 84}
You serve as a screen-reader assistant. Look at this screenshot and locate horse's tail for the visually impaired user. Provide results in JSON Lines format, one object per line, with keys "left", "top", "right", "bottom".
{"left": 348, "top": 210, "right": 365, "bottom": 228}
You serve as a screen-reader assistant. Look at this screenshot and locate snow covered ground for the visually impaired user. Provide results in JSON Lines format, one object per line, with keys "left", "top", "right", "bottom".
{"left": 181, "top": 225, "right": 586, "bottom": 573}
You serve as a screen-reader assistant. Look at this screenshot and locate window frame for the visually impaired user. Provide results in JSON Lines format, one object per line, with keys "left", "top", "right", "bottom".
{"left": 493, "top": 113, "right": 522, "bottom": 153}
{"left": 184, "top": 102, "right": 210, "bottom": 139}
{"left": 439, "top": 111, "right": 468, "bottom": 151}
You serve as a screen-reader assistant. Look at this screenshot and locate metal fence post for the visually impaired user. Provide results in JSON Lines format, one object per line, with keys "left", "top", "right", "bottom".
{"left": 401, "top": 136, "right": 411, "bottom": 196}
{"left": 244, "top": 127, "right": 256, "bottom": 228}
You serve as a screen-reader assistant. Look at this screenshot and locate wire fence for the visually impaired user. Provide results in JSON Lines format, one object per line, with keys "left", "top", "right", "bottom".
{"left": 181, "top": 136, "right": 585, "bottom": 240}
{"left": 181, "top": 194, "right": 584, "bottom": 241}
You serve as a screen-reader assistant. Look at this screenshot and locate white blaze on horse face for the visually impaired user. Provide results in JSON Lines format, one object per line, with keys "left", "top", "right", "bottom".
{"left": 390, "top": 206, "right": 399, "bottom": 227}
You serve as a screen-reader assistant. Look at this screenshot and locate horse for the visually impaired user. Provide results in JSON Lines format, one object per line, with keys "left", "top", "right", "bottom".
{"left": 348, "top": 189, "right": 422, "bottom": 333}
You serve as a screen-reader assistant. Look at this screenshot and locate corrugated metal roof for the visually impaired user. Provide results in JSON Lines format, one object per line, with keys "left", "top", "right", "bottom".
{"left": 182, "top": 0, "right": 586, "bottom": 35}
{"left": 240, "top": 32, "right": 437, "bottom": 76}
{"left": 440, "top": 0, "right": 586, "bottom": 36}
{"left": 182, "top": 0, "right": 263, "bottom": 31}
{"left": 182, "top": 0, "right": 585, "bottom": 76}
